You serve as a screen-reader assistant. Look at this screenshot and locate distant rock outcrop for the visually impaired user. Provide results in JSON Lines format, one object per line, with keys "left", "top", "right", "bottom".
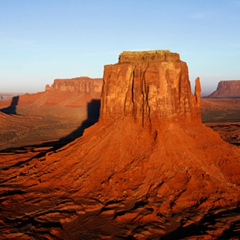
{"left": 208, "top": 80, "right": 240, "bottom": 98}
{"left": 45, "top": 77, "right": 102, "bottom": 94}
{"left": 1, "top": 51, "right": 240, "bottom": 239}
{"left": 0, "top": 77, "right": 103, "bottom": 108}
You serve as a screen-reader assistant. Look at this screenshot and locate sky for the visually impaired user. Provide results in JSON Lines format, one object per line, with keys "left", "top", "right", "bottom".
{"left": 0, "top": 0, "right": 240, "bottom": 95}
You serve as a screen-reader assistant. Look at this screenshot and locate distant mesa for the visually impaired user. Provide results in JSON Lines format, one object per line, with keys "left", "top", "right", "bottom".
{"left": 208, "top": 80, "right": 240, "bottom": 98}
{"left": 45, "top": 76, "right": 102, "bottom": 94}
{"left": 0, "top": 77, "right": 103, "bottom": 109}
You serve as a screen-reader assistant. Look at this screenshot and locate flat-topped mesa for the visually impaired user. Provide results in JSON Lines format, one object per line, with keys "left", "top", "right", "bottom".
{"left": 100, "top": 50, "right": 201, "bottom": 126}
{"left": 208, "top": 80, "right": 240, "bottom": 98}
{"left": 45, "top": 77, "right": 103, "bottom": 94}
{"left": 119, "top": 50, "right": 180, "bottom": 63}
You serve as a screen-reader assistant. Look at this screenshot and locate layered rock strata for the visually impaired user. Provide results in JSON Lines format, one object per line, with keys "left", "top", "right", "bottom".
{"left": 0, "top": 77, "right": 103, "bottom": 108}
{"left": 45, "top": 77, "right": 102, "bottom": 94}
{"left": 0, "top": 51, "right": 240, "bottom": 239}
{"left": 101, "top": 51, "right": 201, "bottom": 126}
{"left": 208, "top": 80, "right": 240, "bottom": 98}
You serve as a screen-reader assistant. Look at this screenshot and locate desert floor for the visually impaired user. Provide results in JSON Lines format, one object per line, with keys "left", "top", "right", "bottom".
{"left": 0, "top": 105, "right": 98, "bottom": 152}
{"left": 0, "top": 97, "right": 239, "bottom": 153}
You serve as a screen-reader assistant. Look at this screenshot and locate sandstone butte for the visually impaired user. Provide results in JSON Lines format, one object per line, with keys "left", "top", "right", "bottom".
{"left": 208, "top": 80, "right": 240, "bottom": 98}
{"left": 1, "top": 50, "right": 240, "bottom": 239}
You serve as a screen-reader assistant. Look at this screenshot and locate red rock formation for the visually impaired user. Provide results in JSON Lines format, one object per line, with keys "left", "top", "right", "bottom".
{"left": 208, "top": 80, "right": 240, "bottom": 98}
{"left": 101, "top": 51, "right": 201, "bottom": 126}
{"left": 42, "top": 77, "right": 102, "bottom": 107}
{"left": 0, "top": 77, "right": 103, "bottom": 108}
{"left": 0, "top": 51, "right": 240, "bottom": 239}
{"left": 47, "top": 77, "right": 102, "bottom": 94}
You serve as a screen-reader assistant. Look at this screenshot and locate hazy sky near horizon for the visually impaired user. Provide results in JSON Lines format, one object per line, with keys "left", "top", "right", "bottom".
{"left": 1, "top": 0, "right": 240, "bottom": 95}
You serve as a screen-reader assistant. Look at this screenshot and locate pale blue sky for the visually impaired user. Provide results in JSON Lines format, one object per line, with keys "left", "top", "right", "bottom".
{"left": 0, "top": 0, "right": 240, "bottom": 95}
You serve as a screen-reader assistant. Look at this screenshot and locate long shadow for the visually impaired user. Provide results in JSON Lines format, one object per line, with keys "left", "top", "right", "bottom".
{"left": 58, "top": 99, "right": 101, "bottom": 144}
{"left": 161, "top": 207, "right": 240, "bottom": 240}
{"left": 0, "top": 99, "right": 101, "bottom": 154}
{"left": 0, "top": 96, "right": 19, "bottom": 115}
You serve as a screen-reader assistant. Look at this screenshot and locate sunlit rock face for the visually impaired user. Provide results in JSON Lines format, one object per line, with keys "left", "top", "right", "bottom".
{"left": 47, "top": 77, "right": 103, "bottom": 94}
{"left": 101, "top": 51, "right": 201, "bottom": 127}
{"left": 208, "top": 80, "right": 240, "bottom": 98}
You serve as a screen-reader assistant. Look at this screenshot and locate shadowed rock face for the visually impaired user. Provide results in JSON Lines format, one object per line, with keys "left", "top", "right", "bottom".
{"left": 0, "top": 51, "right": 240, "bottom": 239}
{"left": 208, "top": 80, "right": 240, "bottom": 98}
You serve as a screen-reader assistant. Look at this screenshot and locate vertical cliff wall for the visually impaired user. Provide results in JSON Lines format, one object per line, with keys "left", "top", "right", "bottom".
{"left": 101, "top": 51, "right": 201, "bottom": 127}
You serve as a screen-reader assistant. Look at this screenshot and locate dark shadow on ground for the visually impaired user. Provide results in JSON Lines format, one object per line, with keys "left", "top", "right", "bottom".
{"left": 0, "top": 96, "right": 19, "bottom": 115}
{"left": 0, "top": 99, "right": 101, "bottom": 154}
{"left": 59, "top": 99, "right": 101, "bottom": 143}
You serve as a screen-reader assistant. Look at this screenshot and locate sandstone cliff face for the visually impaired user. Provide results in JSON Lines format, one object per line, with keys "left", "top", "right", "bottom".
{"left": 101, "top": 51, "right": 201, "bottom": 126}
{"left": 0, "top": 51, "right": 240, "bottom": 239}
{"left": 208, "top": 80, "right": 240, "bottom": 98}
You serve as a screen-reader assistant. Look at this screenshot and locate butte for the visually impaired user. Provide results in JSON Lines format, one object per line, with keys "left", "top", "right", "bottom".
{"left": 0, "top": 50, "right": 240, "bottom": 239}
